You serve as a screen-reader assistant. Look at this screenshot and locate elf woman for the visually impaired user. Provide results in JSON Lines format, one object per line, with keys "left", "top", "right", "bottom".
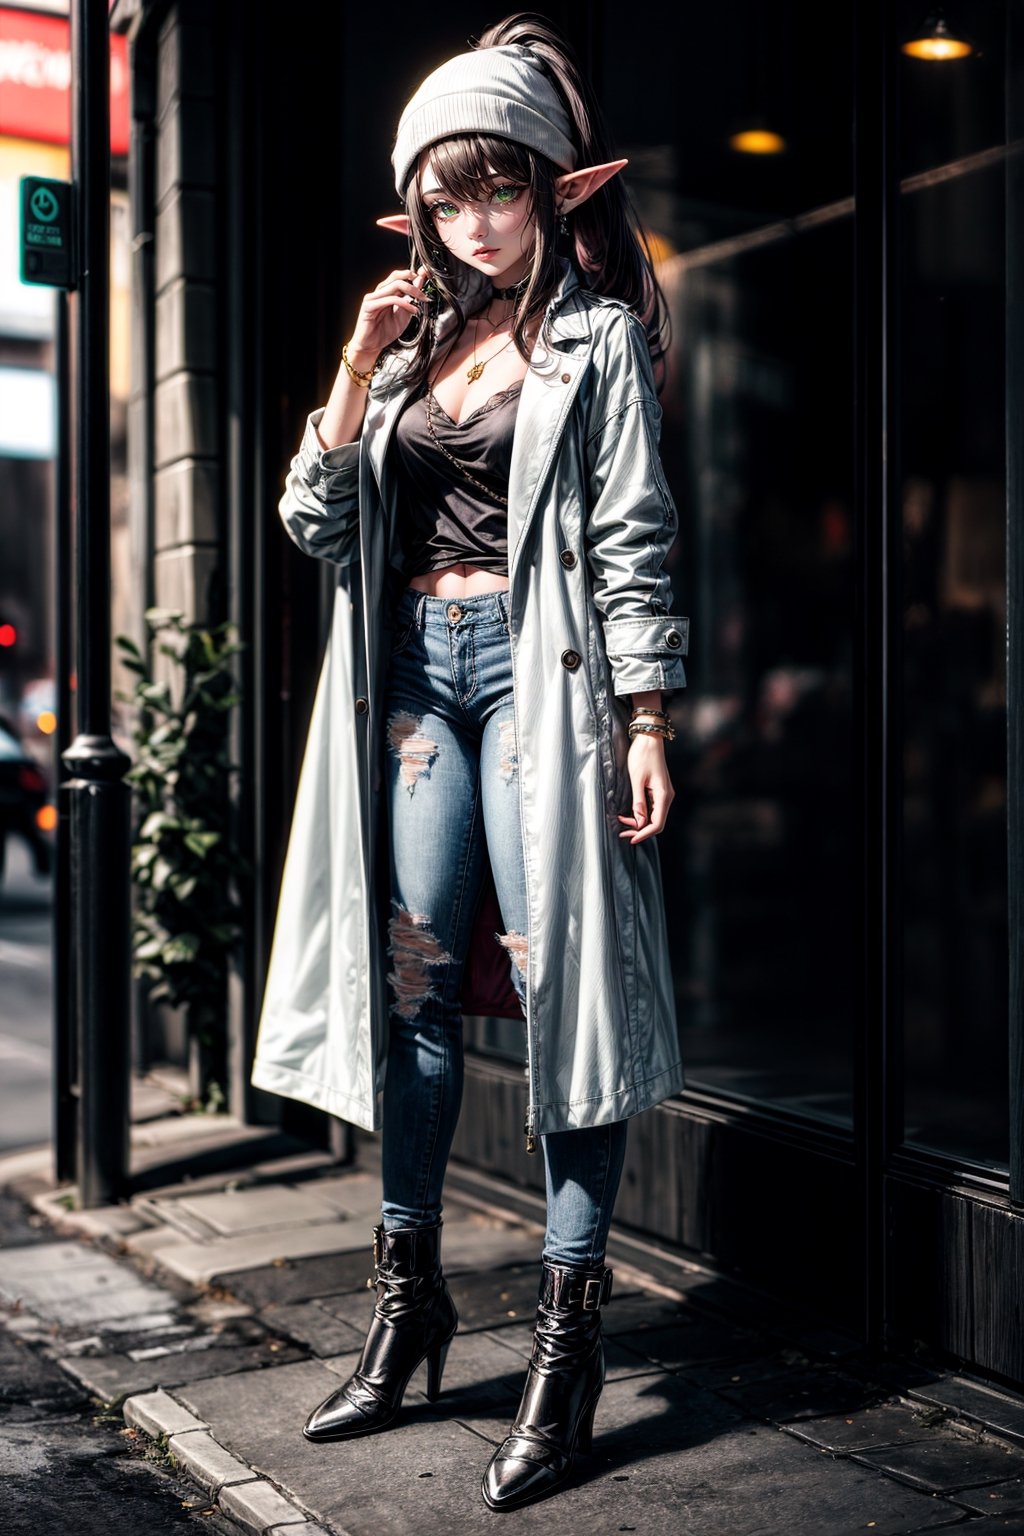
{"left": 251, "top": 10, "right": 689, "bottom": 1512}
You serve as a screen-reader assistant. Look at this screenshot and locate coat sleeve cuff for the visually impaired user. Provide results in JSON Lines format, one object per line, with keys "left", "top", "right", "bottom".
{"left": 298, "top": 409, "right": 360, "bottom": 498}
{"left": 602, "top": 616, "right": 689, "bottom": 696}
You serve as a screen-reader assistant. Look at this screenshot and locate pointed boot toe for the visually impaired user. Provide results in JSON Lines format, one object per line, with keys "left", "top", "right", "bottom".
{"left": 481, "top": 1433, "right": 571, "bottom": 1510}
{"left": 302, "top": 1383, "right": 382, "bottom": 1442}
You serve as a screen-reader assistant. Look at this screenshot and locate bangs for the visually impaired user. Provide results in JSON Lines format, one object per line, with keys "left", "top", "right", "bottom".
{"left": 416, "top": 133, "right": 536, "bottom": 204}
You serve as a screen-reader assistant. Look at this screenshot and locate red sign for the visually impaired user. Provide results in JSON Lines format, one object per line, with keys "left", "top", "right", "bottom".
{"left": 0, "top": 9, "right": 130, "bottom": 156}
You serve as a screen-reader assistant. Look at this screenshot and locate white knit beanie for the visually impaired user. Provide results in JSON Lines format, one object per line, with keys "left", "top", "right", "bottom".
{"left": 392, "top": 43, "right": 577, "bottom": 198}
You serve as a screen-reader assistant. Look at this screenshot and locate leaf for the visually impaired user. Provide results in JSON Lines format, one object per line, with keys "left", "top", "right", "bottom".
{"left": 139, "top": 811, "right": 181, "bottom": 839}
{"left": 162, "top": 933, "right": 201, "bottom": 964}
{"left": 184, "top": 831, "right": 221, "bottom": 858}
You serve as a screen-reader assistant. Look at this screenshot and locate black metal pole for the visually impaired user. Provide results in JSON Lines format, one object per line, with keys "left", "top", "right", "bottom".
{"left": 63, "top": 0, "right": 131, "bottom": 1207}
{"left": 52, "top": 290, "right": 76, "bottom": 1185}
{"left": 1007, "top": 0, "right": 1024, "bottom": 1206}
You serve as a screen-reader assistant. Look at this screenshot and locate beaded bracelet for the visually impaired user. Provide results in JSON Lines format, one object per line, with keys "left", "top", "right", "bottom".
{"left": 628, "top": 720, "right": 676, "bottom": 743}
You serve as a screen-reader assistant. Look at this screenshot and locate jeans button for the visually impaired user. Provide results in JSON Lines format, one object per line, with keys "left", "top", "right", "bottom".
{"left": 447, "top": 603, "right": 463, "bottom": 624}
{"left": 561, "top": 648, "right": 581, "bottom": 670}
{"left": 559, "top": 548, "right": 577, "bottom": 568}
{"left": 354, "top": 696, "right": 369, "bottom": 715}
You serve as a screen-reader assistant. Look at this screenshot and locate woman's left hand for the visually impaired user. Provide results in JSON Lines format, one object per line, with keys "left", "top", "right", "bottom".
{"left": 618, "top": 734, "right": 676, "bottom": 843}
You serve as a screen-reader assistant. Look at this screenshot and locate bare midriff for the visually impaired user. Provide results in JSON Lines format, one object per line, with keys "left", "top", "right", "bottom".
{"left": 407, "top": 562, "right": 510, "bottom": 597}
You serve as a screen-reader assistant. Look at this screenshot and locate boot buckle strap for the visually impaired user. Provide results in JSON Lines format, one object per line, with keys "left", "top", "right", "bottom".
{"left": 583, "top": 1270, "right": 613, "bottom": 1311}
{"left": 367, "top": 1224, "right": 385, "bottom": 1288}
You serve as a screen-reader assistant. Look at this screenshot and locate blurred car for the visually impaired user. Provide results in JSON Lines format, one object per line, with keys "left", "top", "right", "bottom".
{"left": 0, "top": 718, "right": 54, "bottom": 886}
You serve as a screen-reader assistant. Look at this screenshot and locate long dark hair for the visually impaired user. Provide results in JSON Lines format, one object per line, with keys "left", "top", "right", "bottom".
{"left": 391, "top": 11, "right": 670, "bottom": 390}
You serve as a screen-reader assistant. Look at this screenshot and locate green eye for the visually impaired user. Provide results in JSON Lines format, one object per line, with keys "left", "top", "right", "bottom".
{"left": 429, "top": 201, "right": 458, "bottom": 221}
{"left": 493, "top": 185, "right": 521, "bottom": 204}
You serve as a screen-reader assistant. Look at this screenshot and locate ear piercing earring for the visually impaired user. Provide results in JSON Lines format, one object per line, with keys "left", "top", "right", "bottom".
{"left": 559, "top": 211, "right": 569, "bottom": 237}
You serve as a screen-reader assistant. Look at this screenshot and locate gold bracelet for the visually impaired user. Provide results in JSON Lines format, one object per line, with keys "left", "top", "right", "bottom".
{"left": 630, "top": 707, "right": 670, "bottom": 723}
{"left": 342, "top": 342, "right": 382, "bottom": 387}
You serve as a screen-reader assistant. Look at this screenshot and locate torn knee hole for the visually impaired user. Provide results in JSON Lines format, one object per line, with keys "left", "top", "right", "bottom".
{"left": 387, "top": 903, "right": 452, "bottom": 1019}
{"left": 496, "top": 929, "right": 528, "bottom": 975}
{"left": 387, "top": 710, "right": 439, "bottom": 791}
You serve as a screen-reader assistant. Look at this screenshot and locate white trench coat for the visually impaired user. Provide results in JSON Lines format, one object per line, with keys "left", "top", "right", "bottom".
{"left": 250, "top": 257, "right": 689, "bottom": 1147}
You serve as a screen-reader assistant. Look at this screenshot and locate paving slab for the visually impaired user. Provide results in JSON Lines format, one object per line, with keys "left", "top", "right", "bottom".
{"left": 852, "top": 1432, "right": 1024, "bottom": 1493}
{"left": 168, "top": 1185, "right": 355, "bottom": 1237}
{"left": 781, "top": 1400, "right": 957, "bottom": 1454}
{"left": 909, "top": 1375, "right": 1024, "bottom": 1448}
{"left": 952, "top": 1475, "right": 1024, "bottom": 1516}
{"left": 217, "top": 1251, "right": 376, "bottom": 1309}
{"left": 607, "top": 1315, "right": 765, "bottom": 1372}
{"left": 714, "top": 1365, "right": 884, "bottom": 1423}
{"left": 152, "top": 1222, "right": 365, "bottom": 1285}
{"left": 0, "top": 1239, "right": 171, "bottom": 1325}
{"left": 258, "top": 1299, "right": 370, "bottom": 1357}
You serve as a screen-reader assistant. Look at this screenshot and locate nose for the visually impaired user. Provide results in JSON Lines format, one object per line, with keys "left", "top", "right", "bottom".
{"left": 465, "top": 201, "right": 490, "bottom": 240}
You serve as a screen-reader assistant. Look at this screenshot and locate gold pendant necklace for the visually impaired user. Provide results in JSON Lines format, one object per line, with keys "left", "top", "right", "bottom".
{"left": 466, "top": 311, "right": 515, "bottom": 383}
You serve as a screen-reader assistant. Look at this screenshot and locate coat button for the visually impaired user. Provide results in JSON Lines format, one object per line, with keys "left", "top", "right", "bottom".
{"left": 559, "top": 548, "right": 577, "bottom": 568}
{"left": 561, "top": 372, "right": 571, "bottom": 384}
{"left": 561, "top": 648, "right": 581, "bottom": 670}
{"left": 354, "top": 696, "right": 369, "bottom": 714}
{"left": 446, "top": 603, "right": 463, "bottom": 624}
{"left": 665, "top": 629, "right": 682, "bottom": 649}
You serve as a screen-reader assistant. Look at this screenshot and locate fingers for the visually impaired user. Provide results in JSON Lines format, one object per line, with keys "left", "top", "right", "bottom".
{"left": 617, "top": 768, "right": 675, "bottom": 844}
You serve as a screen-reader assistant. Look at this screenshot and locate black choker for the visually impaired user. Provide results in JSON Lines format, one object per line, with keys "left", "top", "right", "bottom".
{"left": 491, "top": 277, "right": 530, "bottom": 300}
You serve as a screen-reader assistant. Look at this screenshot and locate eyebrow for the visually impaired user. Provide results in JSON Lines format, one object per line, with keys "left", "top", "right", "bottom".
{"left": 420, "top": 173, "right": 516, "bottom": 199}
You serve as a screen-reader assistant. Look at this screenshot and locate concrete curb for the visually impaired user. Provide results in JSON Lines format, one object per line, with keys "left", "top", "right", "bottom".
{"left": 123, "top": 1388, "right": 339, "bottom": 1536}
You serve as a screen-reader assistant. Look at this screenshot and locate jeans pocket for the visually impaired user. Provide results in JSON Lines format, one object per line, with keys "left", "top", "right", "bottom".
{"left": 389, "top": 617, "right": 418, "bottom": 657}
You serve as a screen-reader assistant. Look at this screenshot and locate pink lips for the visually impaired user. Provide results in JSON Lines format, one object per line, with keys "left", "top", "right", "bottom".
{"left": 474, "top": 247, "right": 498, "bottom": 257}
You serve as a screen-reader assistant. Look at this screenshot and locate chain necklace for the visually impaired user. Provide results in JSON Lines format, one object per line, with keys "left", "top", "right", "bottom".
{"left": 423, "top": 382, "right": 516, "bottom": 507}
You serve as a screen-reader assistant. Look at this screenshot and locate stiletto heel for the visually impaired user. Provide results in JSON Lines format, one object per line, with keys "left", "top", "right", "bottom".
{"left": 576, "top": 1393, "right": 599, "bottom": 1454}
{"left": 425, "top": 1331, "right": 454, "bottom": 1402}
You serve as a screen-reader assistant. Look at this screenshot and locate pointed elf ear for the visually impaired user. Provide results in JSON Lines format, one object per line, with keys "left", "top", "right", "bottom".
{"left": 554, "top": 159, "right": 628, "bottom": 216}
{"left": 376, "top": 214, "right": 412, "bottom": 236}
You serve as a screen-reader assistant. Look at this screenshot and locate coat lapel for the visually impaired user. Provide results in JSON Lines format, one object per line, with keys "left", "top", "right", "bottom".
{"left": 508, "top": 264, "right": 593, "bottom": 579}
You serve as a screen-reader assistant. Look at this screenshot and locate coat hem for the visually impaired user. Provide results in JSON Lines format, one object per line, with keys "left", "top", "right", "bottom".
{"left": 250, "top": 1060, "right": 381, "bottom": 1132}
{"left": 529, "top": 1057, "right": 686, "bottom": 1134}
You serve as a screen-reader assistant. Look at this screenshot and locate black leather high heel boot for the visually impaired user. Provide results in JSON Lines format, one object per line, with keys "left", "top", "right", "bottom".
{"left": 481, "top": 1256, "right": 613, "bottom": 1511}
{"left": 302, "top": 1220, "right": 457, "bottom": 1441}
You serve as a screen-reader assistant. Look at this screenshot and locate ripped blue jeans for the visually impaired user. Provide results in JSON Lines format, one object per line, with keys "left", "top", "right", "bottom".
{"left": 379, "top": 585, "right": 627, "bottom": 1268}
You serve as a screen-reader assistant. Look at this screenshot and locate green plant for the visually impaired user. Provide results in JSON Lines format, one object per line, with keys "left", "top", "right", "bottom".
{"left": 116, "top": 608, "right": 251, "bottom": 1108}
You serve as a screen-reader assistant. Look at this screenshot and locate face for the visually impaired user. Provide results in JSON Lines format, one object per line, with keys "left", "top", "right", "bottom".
{"left": 416, "top": 149, "right": 538, "bottom": 287}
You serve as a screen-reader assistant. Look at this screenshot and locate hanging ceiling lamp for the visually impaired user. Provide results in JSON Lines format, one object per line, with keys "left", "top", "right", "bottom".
{"left": 729, "top": 116, "right": 787, "bottom": 156}
{"left": 902, "top": 6, "right": 974, "bottom": 60}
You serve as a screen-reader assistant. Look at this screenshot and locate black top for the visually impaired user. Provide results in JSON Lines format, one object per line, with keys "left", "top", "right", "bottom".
{"left": 391, "top": 378, "right": 523, "bottom": 578}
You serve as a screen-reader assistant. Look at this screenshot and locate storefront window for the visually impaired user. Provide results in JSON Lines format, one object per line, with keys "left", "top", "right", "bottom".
{"left": 613, "top": 3, "right": 858, "bottom": 1126}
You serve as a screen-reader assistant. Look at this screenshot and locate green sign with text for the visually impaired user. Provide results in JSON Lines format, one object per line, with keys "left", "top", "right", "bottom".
{"left": 20, "top": 177, "right": 75, "bottom": 290}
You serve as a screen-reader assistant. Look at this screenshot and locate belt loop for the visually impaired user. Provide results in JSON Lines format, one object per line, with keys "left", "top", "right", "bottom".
{"left": 414, "top": 591, "right": 425, "bottom": 630}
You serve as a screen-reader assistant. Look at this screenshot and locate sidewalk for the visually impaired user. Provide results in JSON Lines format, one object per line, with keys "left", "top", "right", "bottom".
{"left": 4, "top": 1086, "right": 1024, "bottom": 1534}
